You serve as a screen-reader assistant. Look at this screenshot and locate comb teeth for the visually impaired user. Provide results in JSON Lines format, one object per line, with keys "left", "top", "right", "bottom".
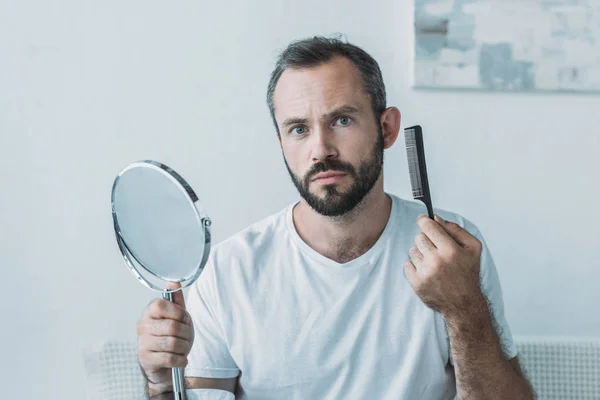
{"left": 405, "top": 129, "right": 424, "bottom": 198}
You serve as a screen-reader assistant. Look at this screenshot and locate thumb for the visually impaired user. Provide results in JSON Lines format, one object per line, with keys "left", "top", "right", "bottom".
{"left": 166, "top": 281, "right": 186, "bottom": 309}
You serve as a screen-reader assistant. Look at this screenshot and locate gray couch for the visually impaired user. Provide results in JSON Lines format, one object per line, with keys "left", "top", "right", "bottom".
{"left": 82, "top": 337, "right": 600, "bottom": 399}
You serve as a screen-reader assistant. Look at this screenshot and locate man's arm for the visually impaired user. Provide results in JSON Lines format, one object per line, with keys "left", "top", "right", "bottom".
{"left": 445, "top": 293, "right": 535, "bottom": 399}
{"left": 404, "top": 214, "right": 534, "bottom": 400}
{"left": 186, "top": 377, "right": 238, "bottom": 393}
{"left": 148, "top": 377, "right": 238, "bottom": 400}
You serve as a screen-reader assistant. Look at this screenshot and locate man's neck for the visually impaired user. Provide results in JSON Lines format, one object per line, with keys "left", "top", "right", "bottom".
{"left": 292, "top": 183, "right": 392, "bottom": 264}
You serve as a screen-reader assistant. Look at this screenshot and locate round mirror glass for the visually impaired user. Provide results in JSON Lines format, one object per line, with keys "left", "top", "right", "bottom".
{"left": 111, "top": 161, "right": 210, "bottom": 287}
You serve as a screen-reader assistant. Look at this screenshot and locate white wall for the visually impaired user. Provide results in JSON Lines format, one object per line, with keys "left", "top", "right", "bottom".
{"left": 1, "top": 0, "right": 599, "bottom": 398}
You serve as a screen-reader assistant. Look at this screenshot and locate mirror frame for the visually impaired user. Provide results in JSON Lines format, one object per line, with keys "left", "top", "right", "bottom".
{"left": 111, "top": 160, "right": 212, "bottom": 293}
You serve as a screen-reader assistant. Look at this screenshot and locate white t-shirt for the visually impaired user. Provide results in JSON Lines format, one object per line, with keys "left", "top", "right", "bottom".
{"left": 185, "top": 193, "right": 517, "bottom": 400}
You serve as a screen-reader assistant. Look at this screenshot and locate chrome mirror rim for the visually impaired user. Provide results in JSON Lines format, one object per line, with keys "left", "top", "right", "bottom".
{"left": 111, "top": 160, "right": 212, "bottom": 293}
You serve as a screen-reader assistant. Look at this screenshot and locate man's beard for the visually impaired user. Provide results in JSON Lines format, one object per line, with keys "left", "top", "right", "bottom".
{"left": 282, "top": 132, "right": 384, "bottom": 217}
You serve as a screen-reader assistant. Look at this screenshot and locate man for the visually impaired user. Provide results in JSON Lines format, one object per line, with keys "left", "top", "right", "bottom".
{"left": 137, "top": 36, "right": 535, "bottom": 399}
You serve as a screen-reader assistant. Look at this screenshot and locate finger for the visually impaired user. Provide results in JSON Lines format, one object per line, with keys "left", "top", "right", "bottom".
{"left": 403, "top": 260, "right": 418, "bottom": 284}
{"left": 140, "top": 351, "right": 189, "bottom": 369}
{"left": 166, "top": 281, "right": 186, "bottom": 310}
{"left": 417, "top": 214, "right": 456, "bottom": 249}
{"left": 408, "top": 245, "right": 425, "bottom": 268}
{"left": 149, "top": 319, "right": 194, "bottom": 341}
{"left": 434, "top": 215, "right": 475, "bottom": 248}
{"left": 148, "top": 298, "right": 191, "bottom": 325}
{"left": 414, "top": 232, "right": 436, "bottom": 255}
{"left": 142, "top": 336, "right": 191, "bottom": 356}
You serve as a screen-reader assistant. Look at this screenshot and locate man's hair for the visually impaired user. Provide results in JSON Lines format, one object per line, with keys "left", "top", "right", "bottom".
{"left": 266, "top": 36, "right": 387, "bottom": 134}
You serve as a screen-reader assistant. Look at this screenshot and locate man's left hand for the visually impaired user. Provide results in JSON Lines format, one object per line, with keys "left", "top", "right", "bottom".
{"left": 404, "top": 214, "right": 484, "bottom": 318}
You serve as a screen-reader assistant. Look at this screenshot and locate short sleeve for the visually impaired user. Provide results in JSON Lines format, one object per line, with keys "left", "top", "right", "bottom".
{"left": 449, "top": 221, "right": 518, "bottom": 365}
{"left": 185, "top": 255, "right": 240, "bottom": 379}
{"left": 185, "top": 389, "right": 235, "bottom": 399}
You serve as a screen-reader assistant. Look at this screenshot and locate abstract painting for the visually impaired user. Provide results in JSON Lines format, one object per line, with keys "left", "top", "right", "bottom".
{"left": 413, "top": 0, "right": 600, "bottom": 92}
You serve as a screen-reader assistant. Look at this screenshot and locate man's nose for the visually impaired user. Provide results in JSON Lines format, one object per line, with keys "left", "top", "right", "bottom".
{"left": 311, "top": 127, "right": 338, "bottom": 162}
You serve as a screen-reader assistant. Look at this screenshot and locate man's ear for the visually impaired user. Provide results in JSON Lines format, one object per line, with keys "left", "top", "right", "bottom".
{"left": 380, "top": 107, "right": 401, "bottom": 150}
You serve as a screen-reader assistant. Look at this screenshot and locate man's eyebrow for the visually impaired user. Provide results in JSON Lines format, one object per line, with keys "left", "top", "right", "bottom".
{"left": 324, "top": 105, "right": 360, "bottom": 118}
{"left": 281, "top": 105, "right": 361, "bottom": 128}
{"left": 281, "top": 117, "right": 309, "bottom": 128}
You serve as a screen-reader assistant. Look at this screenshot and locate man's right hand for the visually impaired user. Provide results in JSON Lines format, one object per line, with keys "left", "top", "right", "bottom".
{"left": 137, "top": 282, "right": 194, "bottom": 396}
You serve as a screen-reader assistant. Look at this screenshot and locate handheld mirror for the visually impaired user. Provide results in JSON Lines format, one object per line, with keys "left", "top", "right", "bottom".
{"left": 111, "top": 160, "right": 212, "bottom": 400}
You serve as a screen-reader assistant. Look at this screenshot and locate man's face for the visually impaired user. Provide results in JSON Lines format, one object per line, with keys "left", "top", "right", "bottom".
{"left": 273, "top": 56, "right": 384, "bottom": 217}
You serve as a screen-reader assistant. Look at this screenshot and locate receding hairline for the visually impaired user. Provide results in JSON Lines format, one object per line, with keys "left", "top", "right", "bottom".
{"left": 266, "top": 36, "right": 387, "bottom": 134}
{"left": 271, "top": 56, "right": 375, "bottom": 122}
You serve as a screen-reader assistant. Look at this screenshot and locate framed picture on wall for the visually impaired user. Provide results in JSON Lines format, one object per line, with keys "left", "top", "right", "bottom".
{"left": 413, "top": 0, "right": 600, "bottom": 92}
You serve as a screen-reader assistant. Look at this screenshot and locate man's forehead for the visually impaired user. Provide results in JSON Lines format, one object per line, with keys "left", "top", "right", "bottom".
{"left": 273, "top": 57, "right": 367, "bottom": 118}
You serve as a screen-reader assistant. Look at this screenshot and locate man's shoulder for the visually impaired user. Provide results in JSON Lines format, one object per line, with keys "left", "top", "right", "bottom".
{"left": 210, "top": 203, "right": 292, "bottom": 262}
{"left": 392, "top": 194, "right": 479, "bottom": 234}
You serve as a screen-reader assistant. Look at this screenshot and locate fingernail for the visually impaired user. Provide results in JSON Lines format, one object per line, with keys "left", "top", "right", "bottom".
{"left": 184, "top": 313, "right": 192, "bottom": 324}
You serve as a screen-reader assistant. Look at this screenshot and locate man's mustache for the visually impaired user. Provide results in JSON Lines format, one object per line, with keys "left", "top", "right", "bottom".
{"left": 304, "top": 160, "right": 355, "bottom": 186}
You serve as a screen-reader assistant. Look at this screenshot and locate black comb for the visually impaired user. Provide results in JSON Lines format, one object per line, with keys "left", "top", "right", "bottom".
{"left": 404, "top": 125, "right": 434, "bottom": 219}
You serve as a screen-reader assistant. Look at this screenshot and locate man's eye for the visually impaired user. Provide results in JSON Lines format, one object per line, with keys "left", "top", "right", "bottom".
{"left": 335, "top": 116, "right": 353, "bottom": 126}
{"left": 292, "top": 126, "right": 307, "bottom": 135}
